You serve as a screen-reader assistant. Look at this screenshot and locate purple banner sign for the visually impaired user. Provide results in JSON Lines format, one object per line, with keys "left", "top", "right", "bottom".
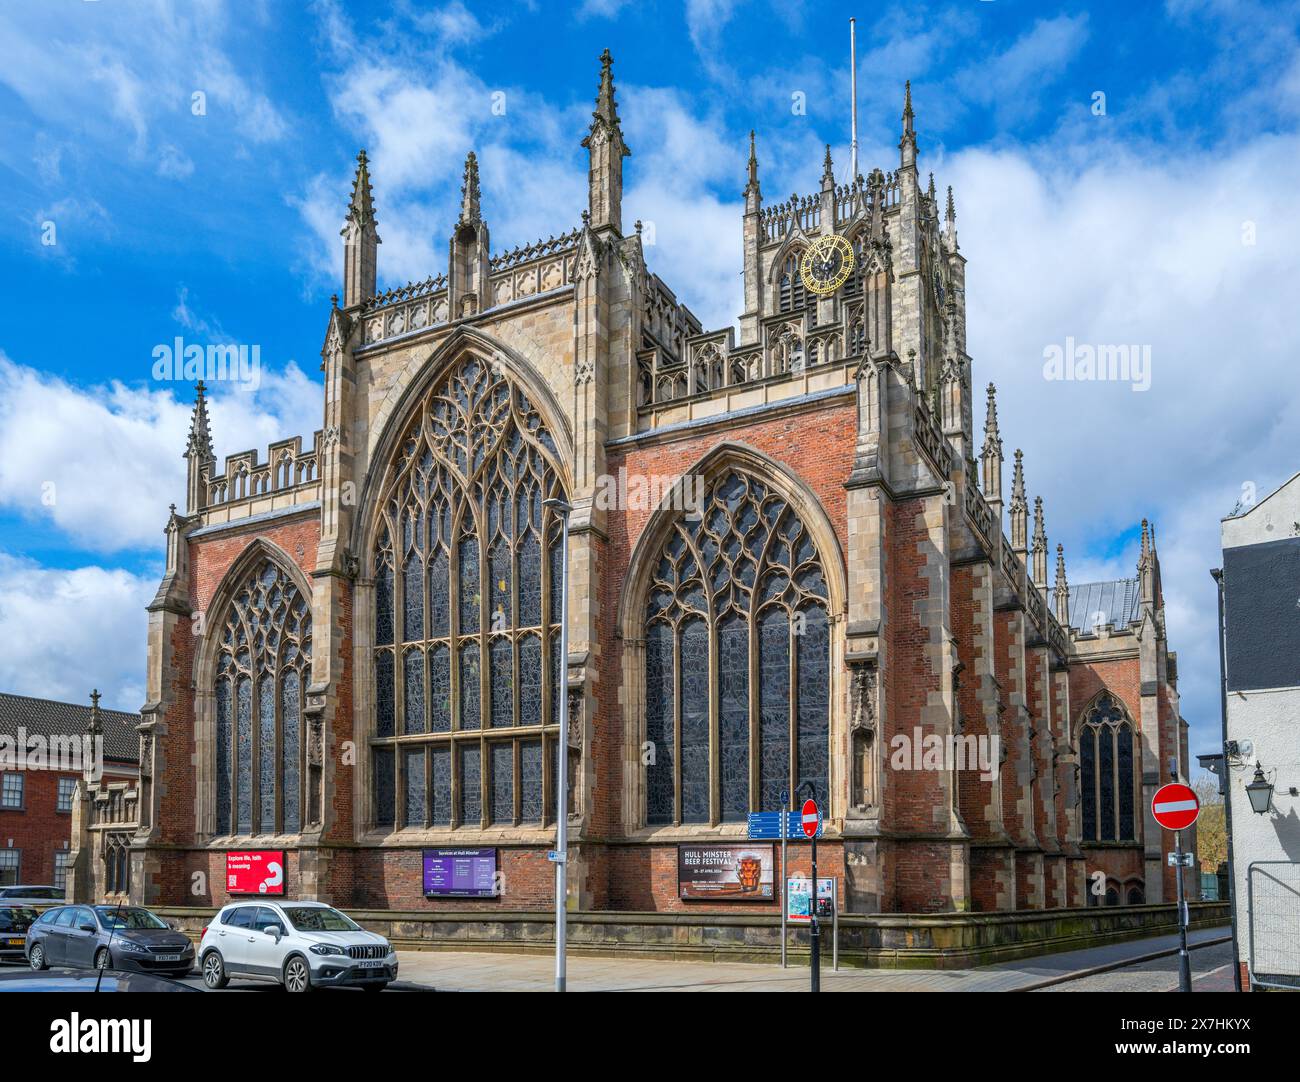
{"left": 422, "top": 848, "right": 499, "bottom": 897}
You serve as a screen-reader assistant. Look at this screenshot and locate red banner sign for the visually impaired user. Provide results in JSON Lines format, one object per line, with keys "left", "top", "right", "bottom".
{"left": 226, "top": 850, "right": 286, "bottom": 895}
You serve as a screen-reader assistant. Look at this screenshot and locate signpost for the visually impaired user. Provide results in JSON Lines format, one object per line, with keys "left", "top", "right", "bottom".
{"left": 747, "top": 790, "right": 827, "bottom": 980}
{"left": 800, "top": 795, "right": 821, "bottom": 992}
{"left": 1152, "top": 780, "right": 1200, "bottom": 993}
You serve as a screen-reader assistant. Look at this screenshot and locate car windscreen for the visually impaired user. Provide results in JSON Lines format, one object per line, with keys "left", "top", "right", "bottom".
{"left": 16, "top": 888, "right": 63, "bottom": 900}
{"left": 0, "top": 907, "right": 38, "bottom": 932}
{"left": 95, "top": 907, "right": 169, "bottom": 931}
{"left": 282, "top": 907, "right": 360, "bottom": 932}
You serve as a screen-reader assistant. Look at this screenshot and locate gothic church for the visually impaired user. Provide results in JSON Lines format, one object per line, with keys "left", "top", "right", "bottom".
{"left": 118, "top": 52, "right": 1192, "bottom": 923}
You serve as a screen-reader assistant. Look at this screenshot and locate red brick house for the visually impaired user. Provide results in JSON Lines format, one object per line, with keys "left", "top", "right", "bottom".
{"left": 0, "top": 691, "right": 138, "bottom": 893}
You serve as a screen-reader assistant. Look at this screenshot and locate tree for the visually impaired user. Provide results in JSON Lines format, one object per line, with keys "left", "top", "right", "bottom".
{"left": 1193, "top": 772, "right": 1227, "bottom": 872}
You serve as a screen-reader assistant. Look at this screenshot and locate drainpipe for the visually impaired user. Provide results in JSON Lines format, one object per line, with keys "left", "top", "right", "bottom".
{"left": 1211, "top": 566, "right": 1244, "bottom": 992}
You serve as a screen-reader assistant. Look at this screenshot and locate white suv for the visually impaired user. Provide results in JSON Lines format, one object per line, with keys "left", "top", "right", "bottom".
{"left": 198, "top": 900, "right": 397, "bottom": 992}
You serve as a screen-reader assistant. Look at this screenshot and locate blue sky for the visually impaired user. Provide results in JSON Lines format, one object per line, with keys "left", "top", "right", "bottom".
{"left": 1, "top": 0, "right": 1299, "bottom": 768}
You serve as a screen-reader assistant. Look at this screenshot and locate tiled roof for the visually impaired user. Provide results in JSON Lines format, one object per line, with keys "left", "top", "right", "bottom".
{"left": 0, "top": 692, "right": 139, "bottom": 764}
{"left": 1049, "top": 578, "right": 1141, "bottom": 632}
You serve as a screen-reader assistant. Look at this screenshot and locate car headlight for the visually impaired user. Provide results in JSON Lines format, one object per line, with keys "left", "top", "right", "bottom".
{"left": 118, "top": 940, "right": 147, "bottom": 953}
{"left": 309, "top": 944, "right": 345, "bottom": 957}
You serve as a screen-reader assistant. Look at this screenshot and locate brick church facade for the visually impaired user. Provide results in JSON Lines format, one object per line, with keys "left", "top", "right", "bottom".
{"left": 129, "top": 54, "right": 1192, "bottom": 918}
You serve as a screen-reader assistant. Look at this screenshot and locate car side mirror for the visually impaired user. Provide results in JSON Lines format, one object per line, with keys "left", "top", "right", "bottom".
{"left": 262, "top": 925, "right": 282, "bottom": 941}
{"left": 78, "top": 922, "right": 96, "bottom": 933}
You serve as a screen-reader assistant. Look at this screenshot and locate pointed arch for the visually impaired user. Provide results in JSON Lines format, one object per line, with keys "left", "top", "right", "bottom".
{"left": 1076, "top": 689, "right": 1139, "bottom": 844}
{"left": 356, "top": 341, "right": 570, "bottom": 840}
{"left": 617, "top": 443, "right": 847, "bottom": 833}
{"left": 618, "top": 442, "right": 846, "bottom": 639}
{"left": 352, "top": 325, "right": 574, "bottom": 566}
{"left": 193, "top": 538, "right": 315, "bottom": 840}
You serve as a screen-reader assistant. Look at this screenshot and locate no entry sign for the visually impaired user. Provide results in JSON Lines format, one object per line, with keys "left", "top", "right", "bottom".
{"left": 801, "top": 798, "right": 820, "bottom": 839}
{"left": 1151, "top": 783, "right": 1199, "bottom": 831}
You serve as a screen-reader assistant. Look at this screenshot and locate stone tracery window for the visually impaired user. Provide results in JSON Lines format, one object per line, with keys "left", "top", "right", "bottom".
{"left": 777, "top": 251, "right": 807, "bottom": 313}
{"left": 644, "top": 469, "right": 830, "bottom": 825}
{"left": 1078, "top": 692, "right": 1137, "bottom": 843}
{"left": 214, "top": 558, "right": 312, "bottom": 835}
{"left": 371, "top": 355, "right": 566, "bottom": 830}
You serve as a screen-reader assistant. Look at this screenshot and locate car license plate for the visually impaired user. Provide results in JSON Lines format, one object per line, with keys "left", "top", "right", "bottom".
{"left": 6, "top": 938, "right": 22, "bottom": 947}
{"left": 154, "top": 953, "right": 182, "bottom": 962}
{"left": 357, "top": 959, "right": 383, "bottom": 969}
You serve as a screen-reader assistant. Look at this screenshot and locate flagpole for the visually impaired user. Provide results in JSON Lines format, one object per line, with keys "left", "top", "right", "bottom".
{"left": 850, "top": 17, "right": 859, "bottom": 182}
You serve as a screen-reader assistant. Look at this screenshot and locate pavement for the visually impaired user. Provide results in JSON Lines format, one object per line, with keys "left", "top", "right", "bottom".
{"left": 381, "top": 924, "right": 1233, "bottom": 992}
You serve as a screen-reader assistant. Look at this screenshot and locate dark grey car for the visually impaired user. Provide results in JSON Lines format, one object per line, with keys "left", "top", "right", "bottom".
{"left": 25, "top": 905, "right": 195, "bottom": 978}
{"left": 0, "top": 905, "right": 39, "bottom": 963}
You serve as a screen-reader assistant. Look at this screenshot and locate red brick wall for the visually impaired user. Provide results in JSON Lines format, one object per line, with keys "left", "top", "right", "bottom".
{"left": 0, "top": 766, "right": 132, "bottom": 886}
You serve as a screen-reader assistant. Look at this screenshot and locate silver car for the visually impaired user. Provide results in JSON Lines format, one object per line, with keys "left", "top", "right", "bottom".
{"left": 198, "top": 900, "right": 397, "bottom": 992}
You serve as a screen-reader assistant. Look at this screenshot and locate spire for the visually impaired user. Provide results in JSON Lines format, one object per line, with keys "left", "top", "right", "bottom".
{"left": 87, "top": 689, "right": 103, "bottom": 738}
{"left": 581, "top": 48, "right": 629, "bottom": 234}
{"left": 184, "top": 381, "right": 215, "bottom": 514}
{"left": 593, "top": 46, "right": 620, "bottom": 128}
{"left": 900, "top": 80, "right": 917, "bottom": 162}
{"left": 1031, "top": 496, "right": 1048, "bottom": 588}
{"left": 1009, "top": 449, "right": 1027, "bottom": 554}
{"left": 341, "top": 148, "right": 380, "bottom": 308}
{"left": 1054, "top": 544, "right": 1070, "bottom": 623}
{"left": 744, "top": 130, "right": 761, "bottom": 208}
{"left": 927, "top": 172, "right": 937, "bottom": 206}
{"left": 458, "top": 151, "right": 481, "bottom": 226}
{"left": 981, "top": 383, "right": 1003, "bottom": 500}
{"left": 346, "top": 149, "right": 376, "bottom": 229}
{"left": 945, "top": 184, "right": 956, "bottom": 225}
{"left": 823, "top": 143, "right": 834, "bottom": 183}
{"left": 185, "top": 381, "right": 214, "bottom": 462}
{"left": 945, "top": 184, "right": 958, "bottom": 249}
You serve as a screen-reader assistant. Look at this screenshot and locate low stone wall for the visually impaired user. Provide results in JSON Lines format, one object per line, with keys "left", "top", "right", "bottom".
{"left": 155, "top": 901, "right": 1228, "bottom": 969}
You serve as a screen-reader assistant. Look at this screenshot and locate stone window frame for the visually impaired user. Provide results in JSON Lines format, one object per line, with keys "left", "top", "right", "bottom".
{"left": 192, "top": 538, "right": 316, "bottom": 843}
{"left": 1077, "top": 690, "right": 1141, "bottom": 844}
{"left": 617, "top": 443, "right": 848, "bottom": 837}
{"left": 348, "top": 333, "right": 577, "bottom": 844}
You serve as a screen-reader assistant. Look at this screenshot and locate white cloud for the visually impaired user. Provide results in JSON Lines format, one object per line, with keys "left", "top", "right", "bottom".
{"left": 949, "top": 130, "right": 1300, "bottom": 753}
{"left": 0, "top": 354, "right": 322, "bottom": 554}
{"left": 0, "top": 553, "right": 154, "bottom": 712}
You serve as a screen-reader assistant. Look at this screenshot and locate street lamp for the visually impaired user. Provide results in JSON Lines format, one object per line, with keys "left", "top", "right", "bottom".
{"left": 542, "top": 495, "right": 572, "bottom": 993}
{"left": 1245, "top": 764, "right": 1274, "bottom": 815}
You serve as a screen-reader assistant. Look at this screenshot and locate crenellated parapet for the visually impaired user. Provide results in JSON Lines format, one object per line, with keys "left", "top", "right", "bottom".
{"left": 201, "top": 430, "right": 323, "bottom": 511}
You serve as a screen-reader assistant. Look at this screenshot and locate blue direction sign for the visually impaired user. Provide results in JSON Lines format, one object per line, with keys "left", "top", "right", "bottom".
{"left": 747, "top": 810, "right": 823, "bottom": 840}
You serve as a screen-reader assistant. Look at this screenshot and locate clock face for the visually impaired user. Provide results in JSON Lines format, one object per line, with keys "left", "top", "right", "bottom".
{"left": 799, "top": 234, "right": 855, "bottom": 296}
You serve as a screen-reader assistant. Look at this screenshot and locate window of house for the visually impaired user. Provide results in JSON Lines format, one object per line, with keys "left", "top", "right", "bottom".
{"left": 643, "top": 469, "right": 830, "bottom": 825}
{"left": 53, "top": 850, "right": 72, "bottom": 890}
{"left": 0, "top": 849, "right": 19, "bottom": 886}
{"left": 56, "top": 777, "right": 77, "bottom": 813}
{"left": 370, "top": 355, "right": 566, "bottom": 830}
{"left": 0, "top": 773, "right": 23, "bottom": 809}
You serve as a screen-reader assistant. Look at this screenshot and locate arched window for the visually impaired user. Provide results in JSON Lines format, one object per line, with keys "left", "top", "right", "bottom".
{"left": 214, "top": 558, "right": 311, "bottom": 835}
{"left": 643, "top": 469, "right": 830, "bottom": 825}
{"left": 1078, "top": 692, "right": 1137, "bottom": 843}
{"left": 371, "top": 354, "right": 566, "bottom": 830}
{"left": 777, "top": 251, "right": 807, "bottom": 313}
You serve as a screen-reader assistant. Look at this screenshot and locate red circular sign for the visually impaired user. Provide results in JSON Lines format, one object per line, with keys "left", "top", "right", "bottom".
{"left": 1151, "top": 783, "right": 1199, "bottom": 830}
{"left": 801, "top": 798, "right": 820, "bottom": 839}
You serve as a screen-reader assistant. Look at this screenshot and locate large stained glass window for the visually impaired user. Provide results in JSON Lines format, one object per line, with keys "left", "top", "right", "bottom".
{"left": 371, "top": 355, "right": 565, "bottom": 830}
{"left": 1078, "top": 693, "right": 1137, "bottom": 843}
{"left": 214, "top": 558, "right": 312, "bottom": 835}
{"left": 644, "top": 470, "right": 831, "bottom": 825}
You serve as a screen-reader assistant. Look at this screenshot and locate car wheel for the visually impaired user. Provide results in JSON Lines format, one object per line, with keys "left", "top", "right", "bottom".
{"left": 94, "top": 948, "right": 112, "bottom": 971}
{"left": 201, "top": 950, "right": 229, "bottom": 990}
{"left": 362, "top": 982, "right": 388, "bottom": 992}
{"left": 283, "top": 955, "right": 312, "bottom": 993}
{"left": 28, "top": 943, "right": 47, "bottom": 971}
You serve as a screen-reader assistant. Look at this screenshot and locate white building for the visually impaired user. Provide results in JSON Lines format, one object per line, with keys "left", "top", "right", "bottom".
{"left": 1219, "top": 470, "right": 1300, "bottom": 991}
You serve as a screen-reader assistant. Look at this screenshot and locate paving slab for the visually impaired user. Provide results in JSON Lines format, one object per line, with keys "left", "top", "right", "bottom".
{"left": 391, "top": 924, "right": 1232, "bottom": 992}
